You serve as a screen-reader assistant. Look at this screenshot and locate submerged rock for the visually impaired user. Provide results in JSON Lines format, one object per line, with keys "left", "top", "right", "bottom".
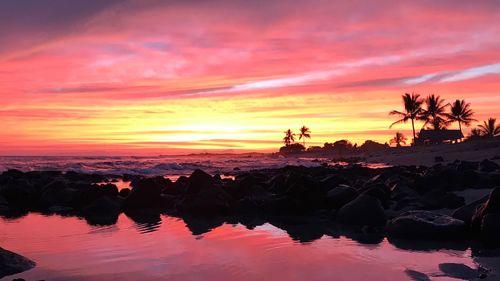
{"left": 336, "top": 194, "right": 386, "bottom": 226}
{"left": 0, "top": 247, "right": 35, "bottom": 278}
{"left": 387, "top": 211, "right": 466, "bottom": 240}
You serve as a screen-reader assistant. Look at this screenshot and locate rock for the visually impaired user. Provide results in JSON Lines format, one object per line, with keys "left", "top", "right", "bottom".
{"left": 48, "top": 205, "right": 74, "bottom": 214}
{"left": 472, "top": 187, "right": 500, "bottom": 230}
{"left": 39, "top": 181, "right": 82, "bottom": 209}
{"left": 336, "top": 194, "right": 387, "bottom": 226}
{"left": 387, "top": 211, "right": 466, "bottom": 239}
{"left": 124, "top": 177, "right": 165, "bottom": 209}
{"left": 180, "top": 185, "right": 234, "bottom": 215}
{"left": 0, "top": 247, "right": 35, "bottom": 278}
{"left": 435, "top": 156, "right": 444, "bottom": 162}
{"left": 186, "top": 169, "right": 214, "bottom": 194}
{"left": 362, "top": 183, "right": 391, "bottom": 206}
{"left": 480, "top": 159, "right": 499, "bottom": 172}
{"left": 452, "top": 195, "right": 488, "bottom": 225}
{"left": 119, "top": 188, "right": 131, "bottom": 197}
{"left": 0, "top": 179, "right": 38, "bottom": 210}
{"left": 481, "top": 213, "right": 500, "bottom": 246}
{"left": 0, "top": 195, "right": 9, "bottom": 214}
{"left": 82, "top": 196, "right": 122, "bottom": 225}
{"left": 457, "top": 161, "right": 479, "bottom": 171}
{"left": 421, "top": 190, "right": 465, "bottom": 210}
{"left": 326, "top": 185, "right": 358, "bottom": 209}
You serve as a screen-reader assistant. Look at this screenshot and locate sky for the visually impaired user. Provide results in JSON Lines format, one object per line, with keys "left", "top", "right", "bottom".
{"left": 1, "top": 0, "right": 499, "bottom": 155}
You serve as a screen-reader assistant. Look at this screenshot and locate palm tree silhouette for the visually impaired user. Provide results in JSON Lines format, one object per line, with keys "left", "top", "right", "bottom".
{"left": 389, "top": 132, "right": 407, "bottom": 147}
{"left": 421, "top": 94, "right": 448, "bottom": 130}
{"left": 298, "top": 125, "right": 311, "bottom": 146}
{"left": 478, "top": 118, "right": 500, "bottom": 138}
{"left": 283, "top": 129, "right": 295, "bottom": 146}
{"left": 446, "top": 99, "right": 476, "bottom": 134}
{"left": 389, "top": 93, "right": 424, "bottom": 144}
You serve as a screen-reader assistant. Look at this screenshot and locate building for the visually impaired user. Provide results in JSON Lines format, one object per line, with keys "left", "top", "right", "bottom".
{"left": 416, "top": 129, "right": 464, "bottom": 145}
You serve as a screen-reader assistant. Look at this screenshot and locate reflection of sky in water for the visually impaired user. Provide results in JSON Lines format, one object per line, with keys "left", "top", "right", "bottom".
{"left": 1, "top": 213, "right": 479, "bottom": 281}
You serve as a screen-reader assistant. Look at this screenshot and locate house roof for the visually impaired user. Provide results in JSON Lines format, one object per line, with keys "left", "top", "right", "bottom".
{"left": 418, "top": 129, "right": 464, "bottom": 141}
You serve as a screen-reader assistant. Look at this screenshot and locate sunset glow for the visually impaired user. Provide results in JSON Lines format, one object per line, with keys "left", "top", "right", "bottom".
{"left": 1, "top": 1, "right": 499, "bottom": 155}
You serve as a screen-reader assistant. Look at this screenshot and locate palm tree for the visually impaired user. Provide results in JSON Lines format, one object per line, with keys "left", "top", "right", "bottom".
{"left": 467, "top": 128, "right": 483, "bottom": 140}
{"left": 421, "top": 94, "right": 448, "bottom": 130}
{"left": 389, "top": 132, "right": 407, "bottom": 147}
{"left": 298, "top": 125, "right": 311, "bottom": 146}
{"left": 478, "top": 118, "right": 500, "bottom": 138}
{"left": 446, "top": 99, "right": 476, "bottom": 134}
{"left": 283, "top": 129, "right": 295, "bottom": 146}
{"left": 389, "top": 93, "right": 424, "bottom": 144}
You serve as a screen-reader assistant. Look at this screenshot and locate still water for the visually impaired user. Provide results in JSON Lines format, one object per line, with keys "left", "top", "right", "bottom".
{"left": 1, "top": 213, "right": 478, "bottom": 281}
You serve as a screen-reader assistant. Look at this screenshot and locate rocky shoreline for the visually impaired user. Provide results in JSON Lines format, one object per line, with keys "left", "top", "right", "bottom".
{"left": 1, "top": 159, "right": 500, "bottom": 278}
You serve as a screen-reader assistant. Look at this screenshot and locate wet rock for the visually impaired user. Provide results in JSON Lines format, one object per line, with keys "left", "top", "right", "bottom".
{"left": 0, "top": 195, "right": 9, "bottom": 214}
{"left": 180, "top": 185, "right": 234, "bottom": 215}
{"left": 336, "top": 194, "right": 387, "bottom": 226}
{"left": 261, "top": 196, "right": 306, "bottom": 215}
{"left": 38, "top": 181, "right": 82, "bottom": 209}
{"left": 0, "top": 179, "right": 38, "bottom": 210}
{"left": 325, "top": 185, "right": 358, "bottom": 209}
{"left": 480, "top": 213, "right": 500, "bottom": 246}
{"left": 421, "top": 190, "right": 465, "bottom": 210}
{"left": 472, "top": 187, "right": 500, "bottom": 230}
{"left": 186, "top": 169, "right": 214, "bottom": 194}
{"left": 124, "top": 177, "right": 165, "bottom": 210}
{"left": 0, "top": 247, "right": 35, "bottom": 278}
{"left": 119, "top": 187, "right": 131, "bottom": 198}
{"left": 83, "top": 196, "right": 122, "bottom": 225}
{"left": 387, "top": 211, "right": 466, "bottom": 240}
{"left": 480, "top": 159, "right": 499, "bottom": 172}
{"left": 457, "top": 161, "right": 479, "bottom": 171}
{"left": 452, "top": 195, "right": 488, "bottom": 226}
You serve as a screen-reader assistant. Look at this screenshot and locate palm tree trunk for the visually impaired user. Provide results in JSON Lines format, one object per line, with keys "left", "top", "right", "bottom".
{"left": 411, "top": 118, "right": 416, "bottom": 145}
{"left": 458, "top": 121, "right": 462, "bottom": 134}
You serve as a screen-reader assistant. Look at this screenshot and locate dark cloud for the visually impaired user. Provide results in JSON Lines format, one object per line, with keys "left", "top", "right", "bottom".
{"left": 0, "top": 0, "right": 124, "bottom": 54}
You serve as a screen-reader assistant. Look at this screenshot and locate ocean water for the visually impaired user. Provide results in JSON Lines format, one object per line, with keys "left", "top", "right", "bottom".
{"left": 1, "top": 155, "right": 477, "bottom": 281}
{"left": 0, "top": 154, "right": 329, "bottom": 177}
{"left": 1, "top": 213, "right": 478, "bottom": 281}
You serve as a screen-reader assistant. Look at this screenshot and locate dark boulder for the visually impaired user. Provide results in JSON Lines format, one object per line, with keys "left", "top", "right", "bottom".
{"left": 481, "top": 213, "right": 500, "bottom": 246}
{"left": 362, "top": 183, "right": 391, "bottom": 206}
{"left": 0, "top": 179, "right": 38, "bottom": 210}
{"left": 38, "top": 181, "right": 82, "bottom": 209}
{"left": 180, "top": 185, "right": 234, "bottom": 215}
{"left": 480, "top": 159, "right": 499, "bottom": 173}
{"left": 387, "top": 211, "right": 466, "bottom": 240}
{"left": 421, "top": 190, "right": 465, "bottom": 210}
{"left": 119, "top": 188, "right": 131, "bottom": 198}
{"left": 326, "top": 185, "right": 358, "bottom": 209}
{"left": 186, "top": 169, "right": 214, "bottom": 194}
{"left": 336, "top": 194, "right": 387, "bottom": 226}
{"left": 124, "top": 177, "right": 165, "bottom": 210}
{"left": 472, "top": 187, "right": 500, "bottom": 230}
{"left": 82, "top": 196, "right": 122, "bottom": 225}
{"left": 457, "top": 161, "right": 479, "bottom": 171}
{"left": 0, "top": 195, "right": 9, "bottom": 214}
{"left": 0, "top": 247, "right": 35, "bottom": 278}
{"left": 452, "top": 195, "right": 488, "bottom": 226}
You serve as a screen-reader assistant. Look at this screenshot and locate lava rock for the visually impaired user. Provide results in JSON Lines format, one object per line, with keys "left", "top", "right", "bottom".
{"left": 326, "top": 185, "right": 358, "bottom": 209}
{"left": 387, "top": 210, "right": 466, "bottom": 239}
{"left": 336, "top": 194, "right": 387, "bottom": 226}
{"left": 480, "top": 159, "right": 499, "bottom": 173}
{"left": 481, "top": 213, "right": 500, "bottom": 246}
{"left": 0, "top": 247, "right": 35, "bottom": 278}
